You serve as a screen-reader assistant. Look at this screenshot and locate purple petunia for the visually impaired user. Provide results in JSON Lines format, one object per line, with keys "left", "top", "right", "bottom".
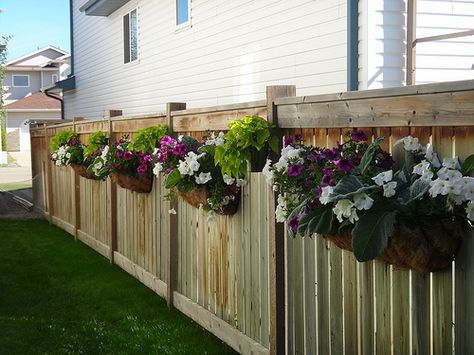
{"left": 172, "top": 143, "right": 188, "bottom": 158}
{"left": 334, "top": 158, "right": 355, "bottom": 172}
{"left": 123, "top": 151, "right": 133, "bottom": 161}
{"left": 288, "top": 215, "right": 299, "bottom": 233}
{"left": 116, "top": 150, "right": 124, "bottom": 158}
{"left": 351, "top": 129, "right": 368, "bottom": 143}
{"left": 287, "top": 163, "right": 303, "bottom": 177}
{"left": 70, "top": 138, "right": 78, "bottom": 146}
{"left": 137, "top": 164, "right": 148, "bottom": 174}
{"left": 165, "top": 167, "right": 173, "bottom": 174}
{"left": 161, "top": 135, "right": 176, "bottom": 147}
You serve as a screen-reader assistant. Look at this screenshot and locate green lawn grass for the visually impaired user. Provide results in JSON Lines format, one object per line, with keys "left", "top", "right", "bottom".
{"left": 0, "top": 220, "right": 237, "bottom": 354}
{"left": 0, "top": 182, "right": 32, "bottom": 191}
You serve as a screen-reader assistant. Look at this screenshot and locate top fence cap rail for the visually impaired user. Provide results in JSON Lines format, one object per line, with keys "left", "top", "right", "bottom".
{"left": 275, "top": 79, "right": 474, "bottom": 105}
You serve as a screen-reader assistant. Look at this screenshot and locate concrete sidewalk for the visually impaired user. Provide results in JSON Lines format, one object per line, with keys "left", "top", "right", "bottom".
{"left": 0, "top": 166, "right": 32, "bottom": 184}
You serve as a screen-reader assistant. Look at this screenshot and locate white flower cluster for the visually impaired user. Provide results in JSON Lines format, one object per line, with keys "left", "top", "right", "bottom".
{"left": 178, "top": 152, "right": 205, "bottom": 176}
{"left": 222, "top": 174, "right": 247, "bottom": 187}
{"left": 275, "top": 194, "right": 287, "bottom": 223}
{"left": 205, "top": 132, "right": 225, "bottom": 146}
{"left": 274, "top": 145, "right": 302, "bottom": 171}
{"left": 51, "top": 145, "right": 72, "bottom": 166}
{"left": 92, "top": 145, "right": 109, "bottom": 176}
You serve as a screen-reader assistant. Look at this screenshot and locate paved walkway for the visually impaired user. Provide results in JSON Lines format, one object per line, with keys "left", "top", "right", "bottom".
{"left": 0, "top": 166, "right": 32, "bottom": 184}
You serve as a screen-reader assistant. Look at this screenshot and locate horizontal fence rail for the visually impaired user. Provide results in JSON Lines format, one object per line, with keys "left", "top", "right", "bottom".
{"left": 30, "top": 80, "right": 474, "bottom": 355}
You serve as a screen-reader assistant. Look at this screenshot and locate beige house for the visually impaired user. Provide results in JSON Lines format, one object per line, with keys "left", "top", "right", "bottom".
{"left": 2, "top": 46, "right": 70, "bottom": 164}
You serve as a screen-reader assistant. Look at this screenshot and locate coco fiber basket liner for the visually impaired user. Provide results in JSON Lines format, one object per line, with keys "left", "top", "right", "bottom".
{"left": 176, "top": 185, "right": 241, "bottom": 215}
{"left": 71, "top": 163, "right": 97, "bottom": 180}
{"left": 111, "top": 172, "right": 153, "bottom": 193}
{"left": 326, "top": 217, "right": 464, "bottom": 274}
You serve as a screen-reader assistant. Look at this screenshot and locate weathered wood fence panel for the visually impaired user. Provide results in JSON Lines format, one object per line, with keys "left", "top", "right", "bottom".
{"left": 29, "top": 81, "right": 474, "bottom": 355}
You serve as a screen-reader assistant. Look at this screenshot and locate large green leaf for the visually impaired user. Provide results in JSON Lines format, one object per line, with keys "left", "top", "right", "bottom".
{"left": 330, "top": 175, "right": 377, "bottom": 202}
{"left": 358, "top": 137, "right": 383, "bottom": 175}
{"left": 307, "top": 207, "right": 334, "bottom": 235}
{"left": 461, "top": 154, "right": 474, "bottom": 175}
{"left": 351, "top": 209, "right": 397, "bottom": 262}
{"left": 165, "top": 169, "right": 181, "bottom": 189}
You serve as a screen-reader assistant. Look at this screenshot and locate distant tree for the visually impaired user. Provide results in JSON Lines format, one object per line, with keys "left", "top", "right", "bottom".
{"left": 0, "top": 35, "right": 11, "bottom": 151}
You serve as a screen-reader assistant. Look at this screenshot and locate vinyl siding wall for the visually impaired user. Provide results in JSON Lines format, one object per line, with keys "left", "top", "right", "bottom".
{"left": 415, "top": 0, "right": 474, "bottom": 84}
{"left": 65, "top": 0, "right": 348, "bottom": 119}
{"left": 359, "top": 0, "right": 474, "bottom": 89}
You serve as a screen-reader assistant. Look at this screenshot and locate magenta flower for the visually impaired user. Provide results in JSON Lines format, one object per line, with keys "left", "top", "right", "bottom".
{"left": 116, "top": 150, "right": 124, "bottom": 158}
{"left": 161, "top": 135, "right": 176, "bottom": 147}
{"left": 288, "top": 163, "right": 303, "bottom": 177}
{"left": 123, "top": 151, "right": 133, "bottom": 161}
{"left": 70, "top": 138, "right": 78, "bottom": 146}
{"left": 165, "top": 167, "right": 173, "bottom": 174}
{"left": 334, "top": 159, "right": 355, "bottom": 172}
{"left": 288, "top": 215, "right": 299, "bottom": 233}
{"left": 172, "top": 143, "right": 188, "bottom": 158}
{"left": 137, "top": 164, "right": 148, "bottom": 174}
{"left": 351, "top": 129, "right": 367, "bottom": 143}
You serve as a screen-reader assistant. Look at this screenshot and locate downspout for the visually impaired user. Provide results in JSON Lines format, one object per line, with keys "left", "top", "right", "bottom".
{"left": 347, "top": 0, "right": 359, "bottom": 91}
{"left": 44, "top": 89, "right": 64, "bottom": 120}
{"left": 69, "top": 0, "right": 74, "bottom": 76}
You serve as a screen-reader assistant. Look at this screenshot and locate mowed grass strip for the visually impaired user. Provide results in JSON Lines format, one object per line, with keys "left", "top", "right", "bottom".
{"left": 0, "top": 220, "right": 237, "bottom": 354}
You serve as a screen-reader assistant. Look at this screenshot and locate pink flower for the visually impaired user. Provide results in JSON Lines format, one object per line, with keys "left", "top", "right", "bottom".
{"left": 123, "top": 151, "right": 133, "bottom": 160}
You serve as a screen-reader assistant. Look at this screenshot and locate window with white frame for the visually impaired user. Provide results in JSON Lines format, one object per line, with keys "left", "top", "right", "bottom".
{"left": 12, "top": 75, "right": 29, "bottom": 87}
{"left": 123, "top": 9, "right": 138, "bottom": 64}
{"left": 52, "top": 74, "right": 58, "bottom": 83}
{"left": 176, "top": 0, "right": 190, "bottom": 27}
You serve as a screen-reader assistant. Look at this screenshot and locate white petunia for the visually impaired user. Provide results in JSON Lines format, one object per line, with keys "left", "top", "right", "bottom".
{"left": 101, "top": 145, "right": 109, "bottom": 159}
{"left": 420, "top": 170, "right": 434, "bottom": 181}
{"left": 353, "top": 193, "right": 374, "bottom": 210}
{"left": 195, "top": 172, "right": 212, "bottom": 184}
{"left": 262, "top": 159, "right": 273, "bottom": 186}
{"left": 236, "top": 178, "right": 247, "bottom": 187}
{"left": 372, "top": 170, "right": 393, "bottom": 186}
{"left": 52, "top": 153, "right": 57, "bottom": 159}
{"left": 333, "top": 199, "right": 355, "bottom": 223}
{"left": 223, "top": 174, "right": 235, "bottom": 186}
{"left": 280, "top": 145, "right": 301, "bottom": 160}
{"left": 275, "top": 194, "right": 287, "bottom": 223}
{"left": 347, "top": 208, "right": 359, "bottom": 224}
{"left": 319, "top": 186, "right": 334, "bottom": 205}
{"left": 153, "top": 162, "right": 163, "bottom": 176}
{"left": 168, "top": 208, "right": 177, "bottom": 215}
{"left": 429, "top": 178, "right": 451, "bottom": 197}
{"left": 383, "top": 181, "right": 397, "bottom": 198}
{"left": 413, "top": 160, "right": 431, "bottom": 176}
{"left": 442, "top": 157, "right": 460, "bottom": 170}
{"left": 425, "top": 144, "right": 441, "bottom": 168}
{"left": 394, "top": 136, "right": 420, "bottom": 152}
{"left": 466, "top": 201, "right": 474, "bottom": 221}
{"left": 274, "top": 157, "right": 289, "bottom": 171}
{"left": 445, "top": 169, "right": 463, "bottom": 181}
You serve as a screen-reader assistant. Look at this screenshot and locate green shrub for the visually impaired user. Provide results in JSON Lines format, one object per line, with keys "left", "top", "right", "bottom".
{"left": 50, "top": 131, "right": 78, "bottom": 151}
{"left": 131, "top": 125, "right": 170, "bottom": 153}
{"left": 83, "top": 131, "right": 108, "bottom": 159}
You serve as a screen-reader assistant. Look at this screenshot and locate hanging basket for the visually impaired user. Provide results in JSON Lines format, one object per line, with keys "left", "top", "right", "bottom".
{"left": 176, "top": 185, "right": 241, "bottom": 215}
{"left": 70, "top": 163, "right": 97, "bottom": 180}
{"left": 325, "top": 217, "right": 464, "bottom": 274}
{"left": 111, "top": 172, "right": 153, "bottom": 193}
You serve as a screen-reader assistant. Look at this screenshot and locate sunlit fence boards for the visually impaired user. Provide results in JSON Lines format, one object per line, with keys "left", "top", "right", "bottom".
{"left": 30, "top": 80, "right": 474, "bottom": 354}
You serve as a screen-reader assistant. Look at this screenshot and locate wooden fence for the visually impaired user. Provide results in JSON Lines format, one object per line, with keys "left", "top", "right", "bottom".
{"left": 30, "top": 81, "right": 474, "bottom": 354}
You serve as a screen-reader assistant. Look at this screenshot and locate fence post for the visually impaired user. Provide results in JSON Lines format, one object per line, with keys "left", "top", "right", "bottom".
{"left": 45, "top": 126, "right": 55, "bottom": 224}
{"left": 266, "top": 85, "right": 296, "bottom": 355}
{"left": 166, "top": 102, "right": 186, "bottom": 308}
{"left": 73, "top": 118, "right": 80, "bottom": 241}
{"left": 108, "top": 117, "right": 117, "bottom": 263}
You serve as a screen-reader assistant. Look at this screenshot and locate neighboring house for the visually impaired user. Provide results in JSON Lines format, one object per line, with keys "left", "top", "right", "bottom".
{"left": 2, "top": 46, "right": 70, "bottom": 155}
{"left": 59, "top": 0, "right": 474, "bottom": 120}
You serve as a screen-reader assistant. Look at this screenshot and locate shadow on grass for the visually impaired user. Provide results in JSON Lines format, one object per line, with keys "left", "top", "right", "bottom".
{"left": 0, "top": 220, "right": 237, "bottom": 354}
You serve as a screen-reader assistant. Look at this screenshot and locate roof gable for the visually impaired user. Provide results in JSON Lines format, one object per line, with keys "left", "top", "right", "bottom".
{"left": 6, "top": 46, "right": 68, "bottom": 67}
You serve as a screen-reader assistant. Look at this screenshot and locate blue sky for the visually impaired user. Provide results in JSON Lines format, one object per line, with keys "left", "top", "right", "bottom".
{"left": 0, "top": 0, "right": 70, "bottom": 61}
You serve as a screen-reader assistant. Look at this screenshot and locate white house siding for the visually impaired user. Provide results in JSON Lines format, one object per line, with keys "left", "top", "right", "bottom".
{"left": 415, "top": 0, "right": 474, "bottom": 84}
{"left": 358, "top": 0, "right": 407, "bottom": 89}
{"left": 65, "top": 0, "right": 348, "bottom": 119}
{"left": 359, "top": 0, "right": 474, "bottom": 89}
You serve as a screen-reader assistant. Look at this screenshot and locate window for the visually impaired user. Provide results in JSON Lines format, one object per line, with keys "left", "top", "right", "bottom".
{"left": 176, "top": 0, "right": 189, "bottom": 27}
{"left": 52, "top": 74, "right": 58, "bottom": 83}
{"left": 12, "top": 75, "right": 29, "bottom": 87}
{"left": 123, "top": 9, "right": 138, "bottom": 64}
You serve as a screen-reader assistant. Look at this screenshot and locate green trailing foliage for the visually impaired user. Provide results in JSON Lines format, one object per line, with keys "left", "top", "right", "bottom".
{"left": 130, "top": 125, "right": 170, "bottom": 153}
{"left": 49, "top": 131, "right": 78, "bottom": 151}
{"left": 83, "top": 131, "right": 108, "bottom": 159}
{"left": 214, "top": 115, "right": 279, "bottom": 178}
